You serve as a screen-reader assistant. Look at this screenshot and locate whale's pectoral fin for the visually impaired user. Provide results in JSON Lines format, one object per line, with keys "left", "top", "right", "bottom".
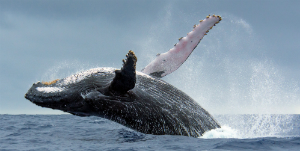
{"left": 106, "top": 50, "right": 137, "bottom": 96}
{"left": 142, "top": 15, "right": 222, "bottom": 78}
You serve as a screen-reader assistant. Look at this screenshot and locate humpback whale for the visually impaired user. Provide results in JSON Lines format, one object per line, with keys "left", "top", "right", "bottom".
{"left": 25, "top": 15, "right": 222, "bottom": 137}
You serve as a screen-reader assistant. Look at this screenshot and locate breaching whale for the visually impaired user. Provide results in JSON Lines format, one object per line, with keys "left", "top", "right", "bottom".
{"left": 25, "top": 15, "right": 222, "bottom": 137}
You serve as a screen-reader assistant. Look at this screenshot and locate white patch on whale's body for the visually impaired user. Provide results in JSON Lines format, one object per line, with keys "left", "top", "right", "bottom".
{"left": 58, "top": 67, "right": 116, "bottom": 86}
{"left": 81, "top": 90, "right": 105, "bottom": 99}
{"left": 36, "top": 87, "right": 65, "bottom": 93}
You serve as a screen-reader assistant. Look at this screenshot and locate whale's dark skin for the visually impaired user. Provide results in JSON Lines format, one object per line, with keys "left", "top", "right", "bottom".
{"left": 25, "top": 51, "right": 220, "bottom": 137}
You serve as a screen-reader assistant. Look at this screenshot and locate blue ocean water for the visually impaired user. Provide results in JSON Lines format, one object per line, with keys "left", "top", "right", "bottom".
{"left": 0, "top": 114, "right": 299, "bottom": 151}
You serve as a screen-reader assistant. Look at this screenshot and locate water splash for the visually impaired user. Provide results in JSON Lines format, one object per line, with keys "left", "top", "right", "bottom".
{"left": 201, "top": 114, "right": 295, "bottom": 139}
{"left": 41, "top": 60, "right": 97, "bottom": 82}
{"left": 201, "top": 125, "right": 238, "bottom": 138}
{"left": 213, "top": 114, "right": 295, "bottom": 138}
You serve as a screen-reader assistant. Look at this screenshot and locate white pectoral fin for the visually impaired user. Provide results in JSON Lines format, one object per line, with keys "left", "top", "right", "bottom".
{"left": 142, "top": 15, "right": 222, "bottom": 78}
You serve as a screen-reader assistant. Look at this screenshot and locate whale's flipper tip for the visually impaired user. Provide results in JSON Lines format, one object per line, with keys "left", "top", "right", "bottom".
{"left": 122, "top": 50, "right": 137, "bottom": 71}
{"left": 108, "top": 50, "right": 137, "bottom": 96}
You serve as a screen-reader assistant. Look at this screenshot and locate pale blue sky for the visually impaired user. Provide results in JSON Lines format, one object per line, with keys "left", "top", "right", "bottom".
{"left": 1, "top": 0, "right": 299, "bottom": 114}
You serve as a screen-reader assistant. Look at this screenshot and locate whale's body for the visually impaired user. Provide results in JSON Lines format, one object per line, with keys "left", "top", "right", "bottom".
{"left": 25, "top": 15, "right": 222, "bottom": 137}
{"left": 25, "top": 67, "right": 220, "bottom": 137}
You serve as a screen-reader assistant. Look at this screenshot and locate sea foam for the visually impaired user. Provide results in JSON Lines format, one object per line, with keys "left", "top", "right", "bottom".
{"left": 200, "top": 125, "right": 239, "bottom": 138}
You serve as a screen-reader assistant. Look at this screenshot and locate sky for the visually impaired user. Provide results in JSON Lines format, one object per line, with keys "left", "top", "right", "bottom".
{"left": 1, "top": 0, "right": 300, "bottom": 114}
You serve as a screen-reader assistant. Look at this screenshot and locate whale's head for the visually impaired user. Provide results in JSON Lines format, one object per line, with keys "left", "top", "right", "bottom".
{"left": 24, "top": 68, "right": 112, "bottom": 116}
{"left": 25, "top": 51, "right": 138, "bottom": 116}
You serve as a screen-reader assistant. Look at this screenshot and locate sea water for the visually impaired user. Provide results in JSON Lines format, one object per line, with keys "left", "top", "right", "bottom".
{"left": 0, "top": 114, "right": 299, "bottom": 151}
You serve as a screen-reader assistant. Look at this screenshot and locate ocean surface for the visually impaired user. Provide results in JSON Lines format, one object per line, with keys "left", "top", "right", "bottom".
{"left": 0, "top": 114, "right": 299, "bottom": 151}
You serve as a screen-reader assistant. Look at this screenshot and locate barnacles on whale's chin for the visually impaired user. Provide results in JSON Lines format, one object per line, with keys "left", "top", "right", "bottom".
{"left": 42, "top": 79, "right": 60, "bottom": 85}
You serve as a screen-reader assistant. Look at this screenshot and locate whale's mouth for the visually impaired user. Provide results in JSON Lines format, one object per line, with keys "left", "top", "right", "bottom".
{"left": 25, "top": 76, "right": 135, "bottom": 110}
{"left": 24, "top": 81, "right": 92, "bottom": 116}
{"left": 25, "top": 78, "right": 136, "bottom": 117}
